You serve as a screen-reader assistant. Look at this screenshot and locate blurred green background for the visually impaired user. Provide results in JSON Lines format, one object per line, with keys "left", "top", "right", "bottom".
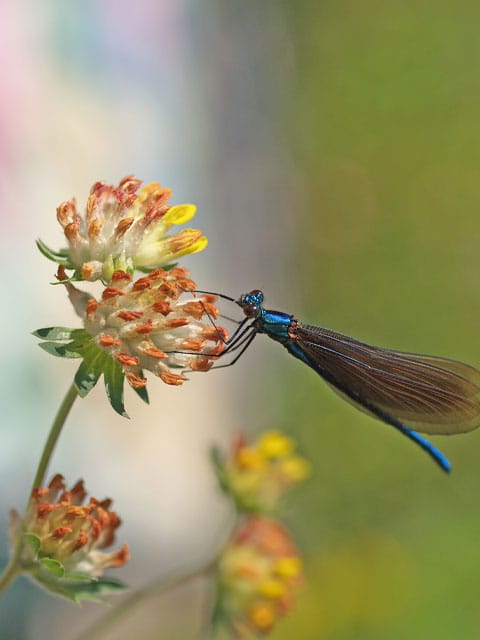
{"left": 2, "top": 1, "right": 480, "bottom": 638}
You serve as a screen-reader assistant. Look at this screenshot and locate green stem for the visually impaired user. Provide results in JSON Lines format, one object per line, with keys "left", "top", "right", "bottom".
{"left": 0, "top": 382, "right": 79, "bottom": 596}
{"left": 0, "top": 558, "right": 20, "bottom": 596}
{"left": 73, "top": 563, "right": 216, "bottom": 640}
{"left": 30, "top": 382, "right": 79, "bottom": 491}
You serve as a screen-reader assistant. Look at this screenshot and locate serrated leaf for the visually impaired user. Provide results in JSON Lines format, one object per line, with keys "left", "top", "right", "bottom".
{"left": 33, "top": 327, "right": 77, "bottom": 341}
{"left": 40, "top": 558, "right": 65, "bottom": 577}
{"left": 104, "top": 358, "right": 128, "bottom": 417}
{"left": 24, "top": 533, "right": 41, "bottom": 557}
{"left": 36, "top": 239, "right": 72, "bottom": 266}
{"left": 132, "top": 371, "right": 149, "bottom": 404}
{"left": 74, "top": 343, "right": 108, "bottom": 397}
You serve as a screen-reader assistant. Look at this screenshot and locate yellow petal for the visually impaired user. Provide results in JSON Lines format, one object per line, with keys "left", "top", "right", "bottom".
{"left": 257, "top": 430, "right": 294, "bottom": 459}
{"left": 187, "top": 235, "right": 208, "bottom": 254}
{"left": 258, "top": 578, "right": 287, "bottom": 599}
{"left": 236, "top": 446, "right": 265, "bottom": 470}
{"left": 163, "top": 204, "right": 197, "bottom": 225}
{"left": 274, "top": 556, "right": 302, "bottom": 578}
{"left": 169, "top": 233, "right": 208, "bottom": 258}
{"left": 278, "top": 456, "right": 311, "bottom": 483}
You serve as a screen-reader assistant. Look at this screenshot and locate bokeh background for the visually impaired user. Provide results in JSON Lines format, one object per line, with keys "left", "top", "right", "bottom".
{"left": 2, "top": 1, "right": 480, "bottom": 638}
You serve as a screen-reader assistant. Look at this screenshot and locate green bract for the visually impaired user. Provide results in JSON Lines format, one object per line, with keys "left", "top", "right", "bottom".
{"left": 21, "top": 533, "right": 127, "bottom": 604}
{"left": 34, "top": 327, "right": 149, "bottom": 417}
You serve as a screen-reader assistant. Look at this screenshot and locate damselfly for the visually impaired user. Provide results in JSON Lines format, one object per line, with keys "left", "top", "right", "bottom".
{"left": 207, "top": 289, "right": 480, "bottom": 473}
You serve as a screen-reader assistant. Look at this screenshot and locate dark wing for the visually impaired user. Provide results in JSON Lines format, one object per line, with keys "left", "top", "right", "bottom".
{"left": 294, "top": 323, "right": 480, "bottom": 435}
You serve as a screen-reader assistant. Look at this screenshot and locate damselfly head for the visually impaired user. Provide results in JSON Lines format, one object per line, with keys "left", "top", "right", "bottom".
{"left": 237, "top": 289, "right": 264, "bottom": 318}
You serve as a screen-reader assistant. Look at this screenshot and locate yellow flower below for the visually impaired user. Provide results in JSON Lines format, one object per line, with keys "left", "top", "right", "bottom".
{"left": 217, "top": 431, "right": 310, "bottom": 513}
{"left": 217, "top": 516, "right": 303, "bottom": 637}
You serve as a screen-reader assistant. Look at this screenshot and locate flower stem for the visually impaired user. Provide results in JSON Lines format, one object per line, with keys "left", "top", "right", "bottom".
{"left": 0, "top": 382, "right": 79, "bottom": 596}
{"left": 73, "top": 563, "right": 216, "bottom": 640}
{"left": 0, "top": 558, "right": 20, "bottom": 596}
{"left": 30, "top": 382, "right": 79, "bottom": 491}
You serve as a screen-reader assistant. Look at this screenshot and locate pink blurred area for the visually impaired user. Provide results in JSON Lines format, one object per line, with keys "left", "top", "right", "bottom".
{"left": 0, "top": 2, "right": 42, "bottom": 232}
{"left": 0, "top": 2, "right": 294, "bottom": 639}
{"left": 0, "top": 4, "right": 197, "bottom": 638}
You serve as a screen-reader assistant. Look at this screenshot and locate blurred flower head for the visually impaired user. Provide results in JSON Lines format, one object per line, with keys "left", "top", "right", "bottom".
{"left": 42, "top": 176, "right": 207, "bottom": 282}
{"left": 215, "top": 430, "right": 310, "bottom": 513}
{"left": 217, "top": 516, "right": 303, "bottom": 636}
{"left": 9, "top": 474, "right": 128, "bottom": 580}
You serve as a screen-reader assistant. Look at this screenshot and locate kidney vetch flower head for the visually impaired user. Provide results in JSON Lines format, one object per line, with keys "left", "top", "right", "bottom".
{"left": 38, "top": 176, "right": 207, "bottom": 283}
{"left": 79, "top": 266, "right": 226, "bottom": 388}
{"left": 8, "top": 474, "right": 128, "bottom": 602}
{"left": 216, "top": 516, "right": 303, "bottom": 636}
{"left": 213, "top": 430, "right": 310, "bottom": 513}
{"left": 35, "top": 266, "right": 228, "bottom": 415}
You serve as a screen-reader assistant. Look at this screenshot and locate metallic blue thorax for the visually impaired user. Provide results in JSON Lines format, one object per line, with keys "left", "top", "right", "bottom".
{"left": 255, "top": 308, "right": 294, "bottom": 344}
{"left": 256, "top": 308, "right": 312, "bottom": 367}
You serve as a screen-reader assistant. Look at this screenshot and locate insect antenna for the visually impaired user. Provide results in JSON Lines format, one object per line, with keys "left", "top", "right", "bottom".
{"left": 189, "top": 289, "right": 236, "bottom": 302}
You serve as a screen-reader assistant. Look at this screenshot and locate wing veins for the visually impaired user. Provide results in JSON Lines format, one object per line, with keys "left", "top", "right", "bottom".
{"left": 298, "top": 337, "right": 474, "bottom": 410}
{"left": 299, "top": 324, "right": 480, "bottom": 395}
{"left": 293, "top": 328, "right": 480, "bottom": 433}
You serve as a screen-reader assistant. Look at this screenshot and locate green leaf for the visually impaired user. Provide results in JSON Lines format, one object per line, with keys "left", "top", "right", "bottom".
{"left": 132, "top": 371, "right": 149, "bottom": 404}
{"left": 74, "top": 362, "right": 101, "bottom": 396}
{"left": 210, "top": 447, "right": 231, "bottom": 496}
{"left": 34, "top": 571, "right": 128, "bottom": 603}
{"left": 35, "top": 325, "right": 132, "bottom": 415}
{"left": 33, "top": 327, "right": 77, "bottom": 341}
{"left": 210, "top": 446, "right": 223, "bottom": 467}
{"left": 36, "top": 239, "right": 72, "bottom": 266}
{"left": 210, "top": 578, "right": 226, "bottom": 632}
{"left": 35, "top": 327, "right": 92, "bottom": 359}
{"left": 104, "top": 358, "right": 128, "bottom": 417}
{"left": 74, "top": 343, "right": 108, "bottom": 397}
{"left": 36, "top": 323, "right": 139, "bottom": 418}
{"left": 40, "top": 558, "right": 65, "bottom": 578}
{"left": 63, "top": 571, "right": 93, "bottom": 582}
{"left": 24, "top": 533, "right": 41, "bottom": 557}
{"left": 39, "top": 341, "right": 83, "bottom": 359}
{"left": 68, "top": 329, "right": 96, "bottom": 347}
{"left": 50, "top": 271, "right": 84, "bottom": 285}
{"left": 162, "top": 263, "right": 178, "bottom": 271}
{"left": 72, "top": 576, "right": 128, "bottom": 602}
